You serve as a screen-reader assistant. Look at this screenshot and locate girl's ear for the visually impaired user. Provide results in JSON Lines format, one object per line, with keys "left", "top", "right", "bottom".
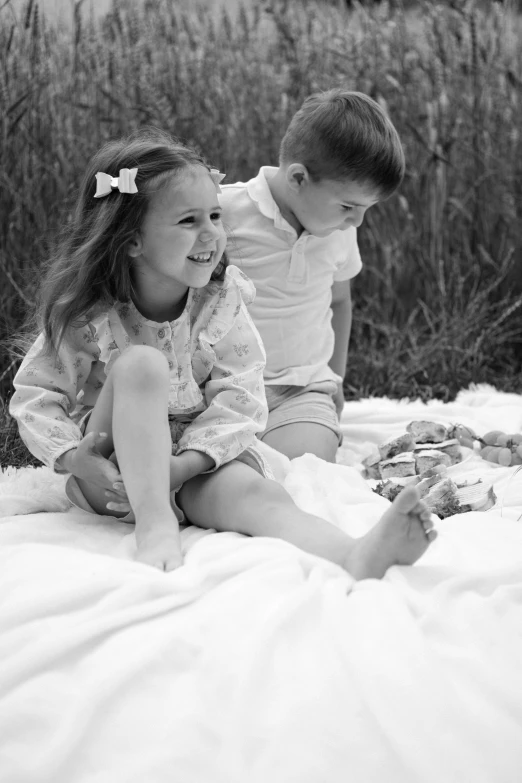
{"left": 126, "top": 233, "right": 143, "bottom": 258}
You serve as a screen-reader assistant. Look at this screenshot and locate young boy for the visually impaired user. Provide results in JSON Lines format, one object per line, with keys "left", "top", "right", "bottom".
{"left": 219, "top": 89, "right": 405, "bottom": 462}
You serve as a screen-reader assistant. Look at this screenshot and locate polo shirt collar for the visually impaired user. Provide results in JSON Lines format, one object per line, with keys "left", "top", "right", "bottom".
{"left": 247, "top": 166, "right": 297, "bottom": 236}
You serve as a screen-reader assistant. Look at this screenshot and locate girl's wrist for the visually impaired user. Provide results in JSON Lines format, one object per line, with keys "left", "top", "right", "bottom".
{"left": 55, "top": 447, "right": 78, "bottom": 473}
{"left": 172, "top": 450, "right": 215, "bottom": 485}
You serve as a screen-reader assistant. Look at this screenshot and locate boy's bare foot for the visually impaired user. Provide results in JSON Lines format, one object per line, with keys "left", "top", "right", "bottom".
{"left": 135, "top": 517, "right": 183, "bottom": 572}
{"left": 345, "top": 485, "right": 436, "bottom": 580}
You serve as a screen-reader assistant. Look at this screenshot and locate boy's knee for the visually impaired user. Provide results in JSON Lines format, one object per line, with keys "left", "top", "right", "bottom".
{"left": 112, "top": 345, "right": 169, "bottom": 386}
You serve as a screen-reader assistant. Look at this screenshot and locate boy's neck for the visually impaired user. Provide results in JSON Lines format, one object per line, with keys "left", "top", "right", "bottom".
{"left": 265, "top": 167, "right": 304, "bottom": 236}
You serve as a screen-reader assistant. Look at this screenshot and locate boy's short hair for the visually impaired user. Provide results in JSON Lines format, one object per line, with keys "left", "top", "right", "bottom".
{"left": 279, "top": 89, "right": 405, "bottom": 198}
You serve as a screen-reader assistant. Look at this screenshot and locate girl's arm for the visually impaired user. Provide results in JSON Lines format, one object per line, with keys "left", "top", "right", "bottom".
{"left": 169, "top": 449, "right": 216, "bottom": 488}
{"left": 174, "top": 304, "right": 268, "bottom": 473}
{"left": 9, "top": 326, "right": 100, "bottom": 472}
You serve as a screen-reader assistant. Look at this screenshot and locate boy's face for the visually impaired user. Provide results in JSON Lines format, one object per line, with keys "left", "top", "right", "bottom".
{"left": 288, "top": 170, "right": 380, "bottom": 237}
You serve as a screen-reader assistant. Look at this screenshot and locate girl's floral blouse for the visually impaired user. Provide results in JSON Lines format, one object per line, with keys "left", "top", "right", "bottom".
{"left": 10, "top": 266, "right": 268, "bottom": 473}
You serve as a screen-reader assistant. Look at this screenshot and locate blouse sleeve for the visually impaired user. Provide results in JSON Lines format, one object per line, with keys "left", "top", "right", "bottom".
{"left": 175, "top": 304, "right": 268, "bottom": 469}
{"left": 9, "top": 325, "right": 100, "bottom": 472}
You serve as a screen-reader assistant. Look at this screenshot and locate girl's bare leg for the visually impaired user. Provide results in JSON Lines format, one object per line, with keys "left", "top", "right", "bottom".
{"left": 178, "top": 461, "right": 436, "bottom": 579}
{"left": 77, "top": 346, "right": 182, "bottom": 571}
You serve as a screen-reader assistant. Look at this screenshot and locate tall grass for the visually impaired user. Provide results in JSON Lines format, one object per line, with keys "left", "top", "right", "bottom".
{"left": 1, "top": 0, "right": 521, "bottom": 465}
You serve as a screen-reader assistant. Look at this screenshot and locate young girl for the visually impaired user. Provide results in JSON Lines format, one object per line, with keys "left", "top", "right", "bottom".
{"left": 10, "top": 129, "right": 436, "bottom": 575}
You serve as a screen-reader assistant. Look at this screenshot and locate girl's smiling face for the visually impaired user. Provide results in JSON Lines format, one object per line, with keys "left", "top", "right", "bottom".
{"left": 129, "top": 166, "right": 226, "bottom": 306}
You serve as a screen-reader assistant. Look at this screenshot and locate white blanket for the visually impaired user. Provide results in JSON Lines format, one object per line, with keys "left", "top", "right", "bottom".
{"left": 1, "top": 385, "right": 522, "bottom": 783}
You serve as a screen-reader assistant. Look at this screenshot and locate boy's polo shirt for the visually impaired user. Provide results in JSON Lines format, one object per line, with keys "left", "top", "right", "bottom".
{"left": 219, "top": 166, "right": 362, "bottom": 386}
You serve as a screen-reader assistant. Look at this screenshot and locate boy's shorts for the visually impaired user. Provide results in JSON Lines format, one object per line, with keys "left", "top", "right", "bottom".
{"left": 260, "top": 380, "right": 343, "bottom": 445}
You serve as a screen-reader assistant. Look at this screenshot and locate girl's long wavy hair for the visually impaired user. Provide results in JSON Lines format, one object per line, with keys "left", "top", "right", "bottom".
{"left": 35, "top": 127, "right": 227, "bottom": 354}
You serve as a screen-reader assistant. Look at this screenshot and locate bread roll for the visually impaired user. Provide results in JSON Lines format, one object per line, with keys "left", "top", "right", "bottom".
{"left": 407, "top": 421, "right": 448, "bottom": 443}
{"left": 378, "top": 433, "right": 415, "bottom": 460}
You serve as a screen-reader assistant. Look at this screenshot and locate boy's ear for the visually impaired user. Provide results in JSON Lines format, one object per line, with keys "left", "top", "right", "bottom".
{"left": 286, "top": 163, "right": 310, "bottom": 192}
{"left": 126, "top": 233, "right": 143, "bottom": 258}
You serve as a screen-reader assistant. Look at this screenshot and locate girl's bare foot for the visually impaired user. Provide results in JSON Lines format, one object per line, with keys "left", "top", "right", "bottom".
{"left": 135, "top": 516, "right": 183, "bottom": 571}
{"left": 345, "top": 485, "right": 436, "bottom": 580}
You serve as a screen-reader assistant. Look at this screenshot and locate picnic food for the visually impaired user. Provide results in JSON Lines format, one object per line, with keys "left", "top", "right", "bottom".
{"left": 366, "top": 420, "right": 496, "bottom": 518}
{"left": 424, "top": 439, "right": 462, "bottom": 462}
{"left": 378, "top": 433, "right": 415, "bottom": 460}
{"left": 365, "top": 422, "right": 522, "bottom": 473}
{"left": 406, "top": 420, "right": 447, "bottom": 443}
{"left": 455, "top": 480, "right": 496, "bottom": 512}
{"left": 478, "top": 432, "right": 522, "bottom": 466}
{"left": 363, "top": 452, "right": 382, "bottom": 480}
{"left": 374, "top": 476, "right": 496, "bottom": 518}
{"left": 449, "top": 423, "right": 479, "bottom": 450}
{"left": 451, "top": 425, "right": 522, "bottom": 466}
{"left": 380, "top": 452, "right": 417, "bottom": 479}
{"left": 422, "top": 477, "right": 461, "bottom": 517}
{"left": 414, "top": 449, "right": 452, "bottom": 473}
{"left": 363, "top": 421, "right": 462, "bottom": 481}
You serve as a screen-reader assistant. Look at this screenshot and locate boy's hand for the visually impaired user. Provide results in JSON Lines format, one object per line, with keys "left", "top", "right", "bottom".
{"left": 333, "top": 382, "right": 345, "bottom": 419}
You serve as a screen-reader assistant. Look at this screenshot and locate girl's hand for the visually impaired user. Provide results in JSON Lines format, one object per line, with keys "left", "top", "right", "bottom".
{"left": 69, "top": 432, "right": 128, "bottom": 499}
{"left": 169, "top": 455, "right": 189, "bottom": 489}
{"left": 104, "top": 481, "right": 131, "bottom": 514}
{"left": 170, "top": 450, "right": 215, "bottom": 488}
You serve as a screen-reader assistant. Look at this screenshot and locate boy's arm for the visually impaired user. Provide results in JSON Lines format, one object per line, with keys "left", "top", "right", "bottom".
{"left": 329, "top": 279, "right": 353, "bottom": 415}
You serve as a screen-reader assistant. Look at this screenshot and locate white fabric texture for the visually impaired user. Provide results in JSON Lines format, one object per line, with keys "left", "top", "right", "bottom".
{"left": 1, "top": 385, "right": 522, "bottom": 783}
{"left": 220, "top": 166, "right": 361, "bottom": 386}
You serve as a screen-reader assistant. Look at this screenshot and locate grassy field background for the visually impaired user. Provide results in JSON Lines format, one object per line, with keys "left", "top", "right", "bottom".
{"left": 1, "top": 0, "right": 521, "bottom": 467}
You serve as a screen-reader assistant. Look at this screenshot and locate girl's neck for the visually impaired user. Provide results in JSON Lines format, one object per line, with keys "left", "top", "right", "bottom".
{"left": 131, "top": 283, "right": 189, "bottom": 323}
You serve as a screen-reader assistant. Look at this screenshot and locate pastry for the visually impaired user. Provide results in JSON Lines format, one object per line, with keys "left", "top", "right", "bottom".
{"left": 378, "top": 433, "right": 415, "bottom": 460}
{"left": 415, "top": 449, "right": 452, "bottom": 473}
{"left": 406, "top": 420, "right": 448, "bottom": 443}
{"left": 380, "top": 452, "right": 417, "bottom": 478}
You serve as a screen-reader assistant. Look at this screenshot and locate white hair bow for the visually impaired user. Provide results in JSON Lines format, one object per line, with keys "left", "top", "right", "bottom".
{"left": 94, "top": 168, "right": 138, "bottom": 198}
{"left": 209, "top": 168, "right": 226, "bottom": 193}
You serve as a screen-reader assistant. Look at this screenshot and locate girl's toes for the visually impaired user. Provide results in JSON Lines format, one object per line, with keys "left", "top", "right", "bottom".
{"left": 421, "top": 512, "right": 437, "bottom": 540}
{"left": 136, "top": 541, "right": 183, "bottom": 572}
{"left": 391, "top": 484, "right": 421, "bottom": 513}
{"left": 165, "top": 555, "right": 183, "bottom": 571}
{"left": 411, "top": 498, "right": 429, "bottom": 515}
